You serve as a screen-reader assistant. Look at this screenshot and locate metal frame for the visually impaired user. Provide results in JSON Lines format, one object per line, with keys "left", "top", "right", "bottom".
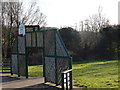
{"left": 10, "top": 25, "right": 72, "bottom": 89}
{"left": 54, "top": 30, "right": 58, "bottom": 85}
{"left": 62, "top": 69, "right": 72, "bottom": 90}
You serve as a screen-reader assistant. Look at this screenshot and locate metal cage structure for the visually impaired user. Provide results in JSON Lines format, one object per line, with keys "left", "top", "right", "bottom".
{"left": 11, "top": 25, "right": 72, "bottom": 89}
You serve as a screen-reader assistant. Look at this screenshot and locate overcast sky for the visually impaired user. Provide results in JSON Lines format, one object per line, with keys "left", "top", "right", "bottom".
{"left": 22, "top": 0, "right": 119, "bottom": 28}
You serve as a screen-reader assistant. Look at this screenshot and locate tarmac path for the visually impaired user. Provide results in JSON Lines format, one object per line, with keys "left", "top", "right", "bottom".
{"left": 1, "top": 74, "right": 61, "bottom": 90}
{"left": 0, "top": 74, "right": 81, "bottom": 90}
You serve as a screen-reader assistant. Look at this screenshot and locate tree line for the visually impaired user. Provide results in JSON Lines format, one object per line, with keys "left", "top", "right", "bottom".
{"left": 59, "top": 25, "right": 120, "bottom": 61}
{"left": 59, "top": 6, "right": 119, "bottom": 61}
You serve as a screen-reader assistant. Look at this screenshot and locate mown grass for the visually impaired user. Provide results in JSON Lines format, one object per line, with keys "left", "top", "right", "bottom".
{"left": 73, "top": 60, "right": 119, "bottom": 88}
{"left": 28, "top": 60, "right": 119, "bottom": 88}
{"left": 28, "top": 65, "right": 43, "bottom": 77}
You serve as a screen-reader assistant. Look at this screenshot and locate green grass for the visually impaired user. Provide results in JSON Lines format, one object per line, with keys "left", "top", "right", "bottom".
{"left": 0, "top": 67, "right": 11, "bottom": 73}
{"left": 73, "top": 60, "right": 119, "bottom": 88}
{"left": 28, "top": 60, "right": 119, "bottom": 88}
{"left": 28, "top": 65, "right": 43, "bottom": 77}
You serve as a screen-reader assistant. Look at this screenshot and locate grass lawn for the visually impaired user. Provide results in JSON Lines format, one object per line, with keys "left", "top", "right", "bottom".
{"left": 28, "top": 60, "right": 119, "bottom": 88}
{"left": 28, "top": 65, "right": 43, "bottom": 77}
{"left": 73, "top": 60, "right": 119, "bottom": 88}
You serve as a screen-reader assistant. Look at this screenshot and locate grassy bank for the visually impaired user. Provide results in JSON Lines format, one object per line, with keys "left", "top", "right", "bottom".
{"left": 28, "top": 60, "right": 119, "bottom": 88}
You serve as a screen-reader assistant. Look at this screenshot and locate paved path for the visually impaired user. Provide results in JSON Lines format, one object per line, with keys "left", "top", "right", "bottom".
{"left": 1, "top": 74, "right": 61, "bottom": 90}
{"left": 1, "top": 74, "right": 81, "bottom": 90}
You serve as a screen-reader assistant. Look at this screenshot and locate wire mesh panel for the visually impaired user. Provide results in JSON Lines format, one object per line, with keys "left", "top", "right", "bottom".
{"left": 37, "top": 32, "right": 43, "bottom": 47}
{"left": 44, "top": 30, "right": 71, "bottom": 85}
{"left": 18, "top": 55, "right": 26, "bottom": 76}
{"left": 18, "top": 37, "right": 25, "bottom": 54}
{"left": 11, "top": 38, "right": 18, "bottom": 53}
{"left": 11, "top": 54, "right": 18, "bottom": 74}
{"left": 45, "top": 57, "right": 56, "bottom": 83}
{"left": 32, "top": 32, "right": 36, "bottom": 47}
{"left": 26, "top": 33, "right": 32, "bottom": 47}
{"left": 11, "top": 37, "right": 18, "bottom": 75}
{"left": 44, "top": 31, "right": 55, "bottom": 56}
{"left": 17, "top": 35, "right": 26, "bottom": 77}
{"left": 56, "top": 33, "right": 68, "bottom": 56}
{"left": 56, "top": 58, "right": 69, "bottom": 85}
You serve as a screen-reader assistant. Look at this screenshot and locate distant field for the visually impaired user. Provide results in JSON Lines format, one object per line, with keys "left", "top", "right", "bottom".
{"left": 28, "top": 60, "right": 119, "bottom": 88}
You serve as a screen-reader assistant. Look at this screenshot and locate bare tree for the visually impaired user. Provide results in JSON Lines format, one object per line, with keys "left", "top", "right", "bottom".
{"left": 2, "top": 1, "right": 47, "bottom": 61}
{"left": 79, "top": 6, "right": 109, "bottom": 50}
{"left": 79, "top": 6, "right": 109, "bottom": 32}
{"left": 88, "top": 6, "right": 109, "bottom": 32}
{"left": 20, "top": 2, "right": 47, "bottom": 26}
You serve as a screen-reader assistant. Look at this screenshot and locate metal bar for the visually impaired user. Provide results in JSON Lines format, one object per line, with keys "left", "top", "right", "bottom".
{"left": 43, "top": 32, "right": 46, "bottom": 82}
{"left": 10, "top": 33, "right": 13, "bottom": 75}
{"left": 69, "top": 57, "right": 72, "bottom": 89}
{"left": 25, "top": 34, "right": 28, "bottom": 78}
{"left": 25, "top": 25, "right": 39, "bottom": 28}
{"left": 26, "top": 29, "right": 57, "bottom": 33}
{"left": 26, "top": 47, "right": 44, "bottom": 49}
{"left": 62, "top": 69, "right": 72, "bottom": 74}
{"left": 62, "top": 73, "right": 64, "bottom": 90}
{"left": 70, "top": 71, "right": 73, "bottom": 89}
{"left": 10, "top": 53, "right": 18, "bottom": 54}
{"left": 10, "top": 52, "right": 13, "bottom": 75}
{"left": 17, "top": 53, "right": 25, "bottom": 55}
{"left": 66, "top": 73, "right": 68, "bottom": 90}
{"left": 2, "top": 68, "right": 3, "bottom": 73}
{"left": 69, "top": 57, "right": 72, "bottom": 69}
{"left": 2, "top": 63, "right": 10, "bottom": 66}
{"left": 56, "top": 30, "right": 70, "bottom": 57}
{"left": 0, "top": 69, "right": 11, "bottom": 70}
{"left": 25, "top": 48, "right": 28, "bottom": 78}
{"left": 45, "top": 55, "right": 70, "bottom": 58}
{"left": 10, "top": 54, "right": 13, "bottom": 75}
{"left": 54, "top": 30, "right": 58, "bottom": 85}
{"left": 10, "top": 53, "right": 25, "bottom": 55}
{"left": 17, "top": 36, "right": 20, "bottom": 77}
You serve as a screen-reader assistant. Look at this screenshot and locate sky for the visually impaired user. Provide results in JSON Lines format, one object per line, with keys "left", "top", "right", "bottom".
{"left": 22, "top": 0, "right": 119, "bottom": 28}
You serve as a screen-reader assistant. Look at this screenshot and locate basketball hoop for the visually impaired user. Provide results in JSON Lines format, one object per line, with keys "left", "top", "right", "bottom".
{"left": 12, "top": 34, "right": 23, "bottom": 37}
{"left": 18, "top": 24, "right": 25, "bottom": 36}
{"left": 12, "top": 24, "right": 25, "bottom": 37}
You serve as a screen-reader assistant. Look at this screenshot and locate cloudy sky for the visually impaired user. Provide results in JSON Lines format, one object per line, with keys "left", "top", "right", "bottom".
{"left": 22, "top": 0, "right": 119, "bottom": 28}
